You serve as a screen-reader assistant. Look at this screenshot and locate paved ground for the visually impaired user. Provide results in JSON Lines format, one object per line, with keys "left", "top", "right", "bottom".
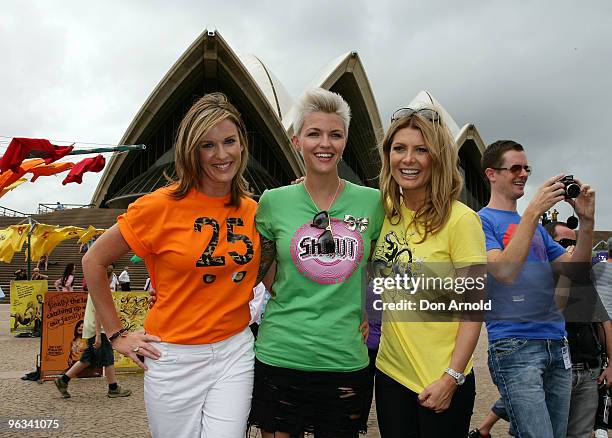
{"left": 0, "top": 303, "right": 522, "bottom": 437}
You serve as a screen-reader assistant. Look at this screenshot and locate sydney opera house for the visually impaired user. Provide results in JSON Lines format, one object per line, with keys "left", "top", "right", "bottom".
{"left": 91, "top": 30, "right": 489, "bottom": 210}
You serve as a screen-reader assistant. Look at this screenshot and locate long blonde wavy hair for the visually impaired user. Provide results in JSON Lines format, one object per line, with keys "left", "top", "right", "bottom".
{"left": 378, "top": 108, "right": 463, "bottom": 243}
{"left": 168, "top": 92, "right": 250, "bottom": 207}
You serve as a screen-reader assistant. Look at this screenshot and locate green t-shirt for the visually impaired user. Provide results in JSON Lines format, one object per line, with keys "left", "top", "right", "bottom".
{"left": 255, "top": 181, "right": 385, "bottom": 371}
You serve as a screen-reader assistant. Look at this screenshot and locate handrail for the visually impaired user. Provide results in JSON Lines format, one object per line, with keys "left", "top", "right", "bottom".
{"left": 37, "top": 203, "right": 95, "bottom": 214}
{"left": 0, "top": 205, "right": 29, "bottom": 217}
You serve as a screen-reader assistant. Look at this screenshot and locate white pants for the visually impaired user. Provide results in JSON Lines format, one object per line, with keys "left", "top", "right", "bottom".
{"left": 144, "top": 328, "right": 254, "bottom": 437}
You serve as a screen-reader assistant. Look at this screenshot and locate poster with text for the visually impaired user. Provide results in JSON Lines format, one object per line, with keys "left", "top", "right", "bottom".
{"left": 9, "top": 280, "right": 47, "bottom": 334}
{"left": 112, "top": 291, "right": 149, "bottom": 371}
{"left": 40, "top": 292, "right": 101, "bottom": 380}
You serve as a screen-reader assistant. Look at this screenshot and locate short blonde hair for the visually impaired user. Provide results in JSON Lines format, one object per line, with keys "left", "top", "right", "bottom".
{"left": 293, "top": 88, "right": 351, "bottom": 136}
{"left": 378, "top": 107, "right": 463, "bottom": 243}
{"left": 169, "top": 92, "right": 250, "bottom": 207}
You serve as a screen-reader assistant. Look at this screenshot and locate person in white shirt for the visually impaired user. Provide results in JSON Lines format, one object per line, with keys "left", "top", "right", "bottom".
{"left": 118, "top": 266, "right": 130, "bottom": 291}
{"left": 108, "top": 264, "right": 119, "bottom": 292}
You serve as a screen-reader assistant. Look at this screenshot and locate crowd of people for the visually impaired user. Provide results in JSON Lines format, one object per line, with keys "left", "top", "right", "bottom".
{"left": 11, "top": 261, "right": 148, "bottom": 292}
{"left": 26, "top": 88, "right": 605, "bottom": 438}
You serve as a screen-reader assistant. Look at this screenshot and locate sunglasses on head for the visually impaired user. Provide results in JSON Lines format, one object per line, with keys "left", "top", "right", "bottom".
{"left": 391, "top": 107, "right": 440, "bottom": 123}
{"left": 490, "top": 164, "right": 532, "bottom": 175}
{"left": 311, "top": 211, "right": 335, "bottom": 254}
{"left": 557, "top": 238, "right": 576, "bottom": 249}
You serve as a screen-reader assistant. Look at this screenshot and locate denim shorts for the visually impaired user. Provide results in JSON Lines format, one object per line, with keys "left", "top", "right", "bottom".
{"left": 80, "top": 334, "right": 114, "bottom": 367}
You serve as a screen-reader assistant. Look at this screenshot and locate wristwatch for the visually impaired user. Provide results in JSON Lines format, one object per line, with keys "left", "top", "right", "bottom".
{"left": 444, "top": 368, "right": 466, "bottom": 385}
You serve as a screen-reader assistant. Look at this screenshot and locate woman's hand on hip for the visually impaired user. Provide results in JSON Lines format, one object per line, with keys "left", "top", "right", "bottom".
{"left": 111, "top": 329, "right": 161, "bottom": 371}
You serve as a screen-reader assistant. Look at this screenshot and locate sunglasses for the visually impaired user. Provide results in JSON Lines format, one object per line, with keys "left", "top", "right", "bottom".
{"left": 490, "top": 164, "right": 532, "bottom": 175}
{"left": 391, "top": 107, "right": 440, "bottom": 123}
{"left": 557, "top": 238, "right": 576, "bottom": 249}
{"left": 311, "top": 211, "right": 335, "bottom": 254}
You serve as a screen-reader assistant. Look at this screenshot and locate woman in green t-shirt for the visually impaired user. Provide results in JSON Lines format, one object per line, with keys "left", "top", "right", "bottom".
{"left": 250, "top": 88, "right": 385, "bottom": 438}
{"left": 372, "top": 107, "right": 487, "bottom": 437}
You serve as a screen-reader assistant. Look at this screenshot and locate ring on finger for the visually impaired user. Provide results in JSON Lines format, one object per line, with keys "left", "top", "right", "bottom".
{"left": 132, "top": 346, "right": 140, "bottom": 353}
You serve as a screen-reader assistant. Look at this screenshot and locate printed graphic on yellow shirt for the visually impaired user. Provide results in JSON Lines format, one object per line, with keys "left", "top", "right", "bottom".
{"left": 372, "top": 229, "right": 421, "bottom": 279}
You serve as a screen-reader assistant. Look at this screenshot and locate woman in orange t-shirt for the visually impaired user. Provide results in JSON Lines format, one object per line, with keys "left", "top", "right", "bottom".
{"left": 83, "top": 93, "right": 261, "bottom": 437}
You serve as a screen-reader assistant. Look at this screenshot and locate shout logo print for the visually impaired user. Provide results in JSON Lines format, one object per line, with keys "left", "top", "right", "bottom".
{"left": 290, "top": 217, "right": 363, "bottom": 284}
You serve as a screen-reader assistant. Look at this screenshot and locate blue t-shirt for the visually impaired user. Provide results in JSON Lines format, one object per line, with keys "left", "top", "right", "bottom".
{"left": 478, "top": 207, "right": 567, "bottom": 341}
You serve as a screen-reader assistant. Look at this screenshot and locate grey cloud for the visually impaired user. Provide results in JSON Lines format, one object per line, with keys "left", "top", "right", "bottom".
{"left": 1, "top": 0, "right": 610, "bottom": 229}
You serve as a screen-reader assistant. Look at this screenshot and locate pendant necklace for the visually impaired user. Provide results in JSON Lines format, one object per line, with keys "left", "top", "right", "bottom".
{"left": 303, "top": 178, "right": 342, "bottom": 212}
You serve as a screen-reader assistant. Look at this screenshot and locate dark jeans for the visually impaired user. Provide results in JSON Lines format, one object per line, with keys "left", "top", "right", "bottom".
{"left": 120, "top": 282, "right": 131, "bottom": 291}
{"left": 375, "top": 369, "right": 475, "bottom": 438}
{"left": 360, "top": 348, "right": 378, "bottom": 429}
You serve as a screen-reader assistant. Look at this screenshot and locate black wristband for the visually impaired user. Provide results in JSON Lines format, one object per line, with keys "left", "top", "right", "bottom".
{"left": 108, "top": 328, "right": 128, "bottom": 343}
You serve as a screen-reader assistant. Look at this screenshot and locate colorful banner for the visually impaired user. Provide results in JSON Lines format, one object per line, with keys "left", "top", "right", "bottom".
{"left": 111, "top": 291, "right": 149, "bottom": 370}
{"left": 77, "top": 225, "right": 105, "bottom": 244}
{"left": 29, "top": 161, "right": 75, "bottom": 182}
{"left": 0, "top": 158, "right": 44, "bottom": 191}
{"left": 9, "top": 280, "right": 47, "bottom": 334}
{"left": 39, "top": 292, "right": 101, "bottom": 381}
{"left": 0, "top": 177, "right": 27, "bottom": 198}
{"left": 28, "top": 225, "right": 84, "bottom": 261}
{"left": 0, "top": 224, "right": 30, "bottom": 263}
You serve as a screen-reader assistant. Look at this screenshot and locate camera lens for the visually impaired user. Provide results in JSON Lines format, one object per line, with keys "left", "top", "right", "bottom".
{"left": 566, "top": 183, "right": 581, "bottom": 198}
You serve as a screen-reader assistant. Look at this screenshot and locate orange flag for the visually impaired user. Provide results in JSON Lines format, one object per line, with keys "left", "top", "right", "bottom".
{"left": 0, "top": 178, "right": 27, "bottom": 198}
{"left": 29, "top": 161, "right": 75, "bottom": 182}
{"left": 0, "top": 159, "right": 44, "bottom": 191}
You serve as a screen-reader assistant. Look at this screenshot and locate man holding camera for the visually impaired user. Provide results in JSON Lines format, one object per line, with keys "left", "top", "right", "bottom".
{"left": 477, "top": 140, "right": 595, "bottom": 438}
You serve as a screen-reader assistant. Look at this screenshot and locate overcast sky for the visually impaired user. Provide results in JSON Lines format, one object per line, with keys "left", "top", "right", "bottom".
{"left": 1, "top": 1, "right": 610, "bottom": 230}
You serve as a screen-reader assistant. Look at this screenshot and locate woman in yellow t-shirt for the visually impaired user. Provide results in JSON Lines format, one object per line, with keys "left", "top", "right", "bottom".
{"left": 372, "top": 107, "right": 486, "bottom": 437}
{"left": 83, "top": 93, "right": 261, "bottom": 437}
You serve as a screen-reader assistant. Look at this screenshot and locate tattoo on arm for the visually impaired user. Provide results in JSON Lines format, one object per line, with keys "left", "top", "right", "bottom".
{"left": 256, "top": 237, "right": 276, "bottom": 284}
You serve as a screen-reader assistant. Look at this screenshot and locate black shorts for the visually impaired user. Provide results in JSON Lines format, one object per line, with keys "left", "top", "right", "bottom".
{"left": 80, "top": 334, "right": 114, "bottom": 367}
{"left": 249, "top": 358, "right": 369, "bottom": 438}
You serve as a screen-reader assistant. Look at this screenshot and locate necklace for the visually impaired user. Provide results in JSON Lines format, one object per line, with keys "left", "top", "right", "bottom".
{"left": 303, "top": 178, "right": 342, "bottom": 212}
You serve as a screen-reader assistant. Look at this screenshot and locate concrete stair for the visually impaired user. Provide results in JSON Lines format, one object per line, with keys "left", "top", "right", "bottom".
{"left": 0, "top": 208, "right": 150, "bottom": 303}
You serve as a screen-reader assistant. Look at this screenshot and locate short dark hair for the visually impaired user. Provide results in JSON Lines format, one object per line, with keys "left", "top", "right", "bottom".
{"left": 543, "top": 221, "right": 567, "bottom": 239}
{"left": 481, "top": 140, "right": 524, "bottom": 172}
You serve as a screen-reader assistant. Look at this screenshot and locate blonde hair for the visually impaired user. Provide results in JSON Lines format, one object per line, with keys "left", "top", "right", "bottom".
{"left": 168, "top": 92, "right": 250, "bottom": 207}
{"left": 378, "top": 108, "right": 463, "bottom": 243}
{"left": 293, "top": 88, "right": 351, "bottom": 135}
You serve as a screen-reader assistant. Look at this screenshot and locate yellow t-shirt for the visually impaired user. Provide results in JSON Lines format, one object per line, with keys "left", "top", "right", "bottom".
{"left": 373, "top": 200, "right": 486, "bottom": 393}
{"left": 83, "top": 293, "right": 103, "bottom": 339}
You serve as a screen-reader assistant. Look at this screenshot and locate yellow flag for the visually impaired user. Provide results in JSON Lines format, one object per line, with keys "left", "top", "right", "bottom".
{"left": 0, "top": 178, "right": 27, "bottom": 198}
{"left": 29, "top": 225, "right": 84, "bottom": 261}
{"left": 78, "top": 225, "right": 106, "bottom": 244}
{"left": 0, "top": 224, "right": 31, "bottom": 263}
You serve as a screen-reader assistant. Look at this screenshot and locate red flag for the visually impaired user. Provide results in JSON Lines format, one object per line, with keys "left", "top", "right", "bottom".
{"left": 0, "top": 138, "right": 73, "bottom": 173}
{"left": 62, "top": 155, "right": 105, "bottom": 185}
{"left": 29, "top": 161, "right": 75, "bottom": 182}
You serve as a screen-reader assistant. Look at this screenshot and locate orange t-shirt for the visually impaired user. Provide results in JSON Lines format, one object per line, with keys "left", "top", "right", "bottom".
{"left": 117, "top": 186, "right": 261, "bottom": 344}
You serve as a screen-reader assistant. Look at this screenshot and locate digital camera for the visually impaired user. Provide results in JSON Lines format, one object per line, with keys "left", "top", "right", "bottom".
{"left": 560, "top": 175, "right": 581, "bottom": 199}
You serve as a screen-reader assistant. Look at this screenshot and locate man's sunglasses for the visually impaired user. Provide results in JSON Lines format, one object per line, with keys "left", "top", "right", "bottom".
{"left": 311, "top": 211, "right": 335, "bottom": 254}
{"left": 557, "top": 238, "right": 576, "bottom": 249}
{"left": 391, "top": 107, "right": 440, "bottom": 123}
{"left": 490, "top": 165, "right": 532, "bottom": 175}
